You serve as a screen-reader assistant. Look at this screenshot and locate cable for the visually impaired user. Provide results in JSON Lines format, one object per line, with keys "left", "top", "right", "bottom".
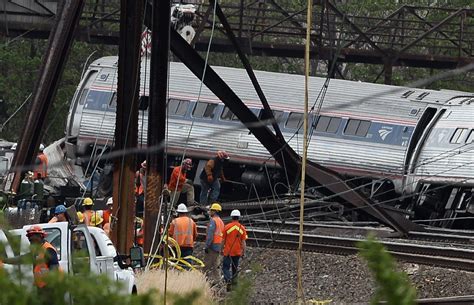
{"left": 145, "top": 0, "right": 219, "bottom": 268}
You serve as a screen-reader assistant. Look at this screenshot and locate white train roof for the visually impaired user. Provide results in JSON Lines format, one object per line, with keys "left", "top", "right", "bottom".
{"left": 90, "top": 56, "right": 473, "bottom": 120}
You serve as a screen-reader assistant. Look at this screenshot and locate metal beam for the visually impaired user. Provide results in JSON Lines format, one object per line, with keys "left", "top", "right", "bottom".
{"left": 396, "top": 9, "right": 464, "bottom": 55}
{"left": 212, "top": 0, "right": 284, "bottom": 141}
{"left": 111, "top": 0, "right": 143, "bottom": 254}
{"left": 143, "top": 0, "right": 169, "bottom": 255}
{"left": 168, "top": 28, "right": 421, "bottom": 235}
{"left": 324, "top": 0, "right": 387, "bottom": 57}
{"left": 9, "top": 0, "right": 85, "bottom": 192}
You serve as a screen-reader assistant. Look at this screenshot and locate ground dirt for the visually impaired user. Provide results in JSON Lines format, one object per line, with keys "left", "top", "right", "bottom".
{"left": 237, "top": 247, "right": 474, "bottom": 304}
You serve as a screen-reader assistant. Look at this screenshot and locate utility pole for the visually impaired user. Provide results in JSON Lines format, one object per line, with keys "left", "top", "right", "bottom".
{"left": 111, "top": 0, "right": 144, "bottom": 254}
{"left": 297, "top": 0, "right": 313, "bottom": 303}
{"left": 8, "top": 0, "right": 84, "bottom": 193}
{"left": 143, "top": 0, "right": 170, "bottom": 254}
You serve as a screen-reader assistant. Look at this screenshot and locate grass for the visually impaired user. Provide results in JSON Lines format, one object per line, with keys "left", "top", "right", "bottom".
{"left": 136, "top": 269, "right": 214, "bottom": 305}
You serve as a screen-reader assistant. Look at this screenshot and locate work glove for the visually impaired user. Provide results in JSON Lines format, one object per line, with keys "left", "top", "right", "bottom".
{"left": 204, "top": 248, "right": 209, "bottom": 254}
{"left": 207, "top": 175, "right": 213, "bottom": 183}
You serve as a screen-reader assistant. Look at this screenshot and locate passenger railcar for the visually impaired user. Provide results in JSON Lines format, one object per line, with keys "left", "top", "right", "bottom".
{"left": 65, "top": 56, "right": 474, "bottom": 226}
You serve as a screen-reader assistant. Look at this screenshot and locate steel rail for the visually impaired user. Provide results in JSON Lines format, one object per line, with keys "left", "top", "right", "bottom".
{"left": 245, "top": 219, "right": 474, "bottom": 244}
{"left": 197, "top": 226, "right": 474, "bottom": 271}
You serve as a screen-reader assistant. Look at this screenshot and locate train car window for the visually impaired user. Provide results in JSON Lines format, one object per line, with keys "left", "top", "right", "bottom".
{"left": 78, "top": 89, "right": 89, "bottom": 105}
{"left": 258, "top": 109, "right": 283, "bottom": 123}
{"left": 327, "top": 117, "right": 341, "bottom": 133}
{"left": 175, "top": 100, "right": 189, "bottom": 116}
{"left": 466, "top": 130, "right": 474, "bottom": 144}
{"left": 193, "top": 102, "right": 217, "bottom": 119}
{"left": 84, "top": 90, "right": 114, "bottom": 111}
{"left": 356, "top": 120, "right": 371, "bottom": 136}
{"left": 109, "top": 93, "right": 117, "bottom": 109}
{"left": 451, "top": 128, "right": 468, "bottom": 144}
{"left": 203, "top": 103, "right": 217, "bottom": 119}
{"left": 192, "top": 102, "right": 207, "bottom": 117}
{"left": 315, "top": 116, "right": 330, "bottom": 131}
{"left": 344, "top": 119, "right": 359, "bottom": 135}
{"left": 344, "top": 119, "right": 371, "bottom": 137}
{"left": 273, "top": 110, "right": 284, "bottom": 123}
{"left": 221, "top": 106, "right": 234, "bottom": 120}
{"left": 168, "top": 99, "right": 180, "bottom": 114}
{"left": 286, "top": 112, "right": 303, "bottom": 129}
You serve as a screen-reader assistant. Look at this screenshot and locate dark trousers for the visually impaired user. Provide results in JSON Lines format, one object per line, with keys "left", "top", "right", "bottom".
{"left": 222, "top": 255, "right": 240, "bottom": 283}
{"left": 136, "top": 194, "right": 144, "bottom": 217}
{"left": 180, "top": 247, "right": 193, "bottom": 270}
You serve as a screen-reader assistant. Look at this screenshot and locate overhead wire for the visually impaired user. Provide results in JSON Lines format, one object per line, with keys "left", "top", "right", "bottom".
{"left": 145, "top": 0, "right": 219, "bottom": 269}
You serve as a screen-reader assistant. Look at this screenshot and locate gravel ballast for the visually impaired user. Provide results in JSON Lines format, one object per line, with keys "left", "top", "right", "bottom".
{"left": 237, "top": 247, "right": 474, "bottom": 304}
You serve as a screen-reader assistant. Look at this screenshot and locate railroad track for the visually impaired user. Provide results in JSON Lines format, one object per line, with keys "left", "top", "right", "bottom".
{"left": 245, "top": 219, "right": 474, "bottom": 245}
{"left": 197, "top": 226, "right": 474, "bottom": 271}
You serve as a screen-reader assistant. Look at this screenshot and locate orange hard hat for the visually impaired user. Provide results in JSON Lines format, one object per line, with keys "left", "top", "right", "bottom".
{"left": 26, "top": 225, "right": 46, "bottom": 238}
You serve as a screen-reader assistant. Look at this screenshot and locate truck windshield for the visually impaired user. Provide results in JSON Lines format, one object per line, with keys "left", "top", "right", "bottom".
{"left": 44, "top": 228, "right": 61, "bottom": 257}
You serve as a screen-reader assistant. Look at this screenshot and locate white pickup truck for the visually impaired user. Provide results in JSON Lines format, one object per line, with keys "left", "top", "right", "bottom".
{"left": 1, "top": 222, "right": 138, "bottom": 294}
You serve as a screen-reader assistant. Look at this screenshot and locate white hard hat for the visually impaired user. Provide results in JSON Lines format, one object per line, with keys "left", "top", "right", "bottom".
{"left": 39, "top": 144, "right": 45, "bottom": 151}
{"left": 230, "top": 209, "right": 241, "bottom": 217}
{"left": 177, "top": 203, "right": 188, "bottom": 213}
{"left": 106, "top": 197, "right": 113, "bottom": 205}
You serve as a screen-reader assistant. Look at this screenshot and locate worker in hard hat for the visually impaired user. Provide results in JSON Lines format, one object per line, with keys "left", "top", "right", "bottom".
{"left": 135, "top": 160, "right": 146, "bottom": 217}
{"left": 89, "top": 213, "right": 104, "bottom": 229}
{"left": 34, "top": 144, "right": 48, "bottom": 180}
{"left": 168, "top": 158, "right": 195, "bottom": 207}
{"left": 204, "top": 202, "right": 224, "bottom": 283}
{"left": 77, "top": 211, "right": 84, "bottom": 224}
{"left": 3, "top": 225, "right": 60, "bottom": 291}
{"left": 168, "top": 203, "right": 198, "bottom": 266}
{"left": 199, "top": 150, "right": 230, "bottom": 206}
{"left": 222, "top": 209, "right": 247, "bottom": 289}
{"left": 48, "top": 205, "right": 68, "bottom": 223}
{"left": 103, "top": 197, "right": 113, "bottom": 225}
{"left": 135, "top": 218, "right": 144, "bottom": 247}
{"left": 82, "top": 197, "right": 95, "bottom": 226}
{"left": 102, "top": 198, "right": 113, "bottom": 237}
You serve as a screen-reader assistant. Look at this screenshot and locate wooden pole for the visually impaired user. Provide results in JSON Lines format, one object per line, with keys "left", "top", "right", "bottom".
{"left": 111, "top": 0, "right": 143, "bottom": 254}
{"left": 297, "top": 0, "right": 312, "bottom": 303}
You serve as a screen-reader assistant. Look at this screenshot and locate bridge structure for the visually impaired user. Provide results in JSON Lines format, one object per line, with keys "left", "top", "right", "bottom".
{"left": 1, "top": 1, "right": 472, "bottom": 83}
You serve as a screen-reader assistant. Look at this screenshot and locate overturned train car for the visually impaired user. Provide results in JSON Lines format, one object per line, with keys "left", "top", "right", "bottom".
{"left": 65, "top": 56, "right": 474, "bottom": 227}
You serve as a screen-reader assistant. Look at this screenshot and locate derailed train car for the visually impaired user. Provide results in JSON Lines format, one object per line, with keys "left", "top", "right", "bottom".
{"left": 65, "top": 56, "right": 474, "bottom": 226}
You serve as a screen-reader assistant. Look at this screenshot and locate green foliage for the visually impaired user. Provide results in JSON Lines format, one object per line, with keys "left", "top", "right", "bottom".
{"left": 358, "top": 235, "right": 417, "bottom": 305}
{"left": 0, "top": 38, "right": 116, "bottom": 143}
{"left": 0, "top": 267, "right": 154, "bottom": 305}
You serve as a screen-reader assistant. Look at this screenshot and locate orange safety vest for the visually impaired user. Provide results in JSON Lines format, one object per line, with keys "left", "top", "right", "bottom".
{"left": 168, "top": 166, "right": 187, "bottom": 192}
{"left": 222, "top": 221, "right": 248, "bottom": 257}
{"left": 135, "top": 170, "right": 145, "bottom": 195}
{"left": 136, "top": 228, "right": 144, "bottom": 247}
{"left": 83, "top": 210, "right": 95, "bottom": 226}
{"left": 169, "top": 216, "right": 197, "bottom": 248}
{"left": 103, "top": 210, "right": 112, "bottom": 225}
{"left": 34, "top": 153, "right": 48, "bottom": 179}
{"left": 209, "top": 215, "right": 224, "bottom": 244}
{"left": 33, "top": 241, "right": 60, "bottom": 288}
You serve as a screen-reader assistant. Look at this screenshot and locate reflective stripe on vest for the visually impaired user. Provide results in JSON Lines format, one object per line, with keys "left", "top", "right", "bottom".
{"left": 172, "top": 217, "right": 194, "bottom": 247}
{"left": 33, "top": 242, "right": 58, "bottom": 288}
{"left": 212, "top": 216, "right": 224, "bottom": 244}
{"left": 226, "top": 225, "right": 244, "bottom": 235}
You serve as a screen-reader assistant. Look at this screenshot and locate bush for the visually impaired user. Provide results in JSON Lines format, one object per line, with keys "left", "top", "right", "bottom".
{"left": 358, "top": 235, "right": 417, "bottom": 305}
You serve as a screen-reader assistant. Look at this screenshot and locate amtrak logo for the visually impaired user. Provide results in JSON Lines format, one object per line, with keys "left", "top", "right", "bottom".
{"left": 378, "top": 128, "right": 393, "bottom": 140}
